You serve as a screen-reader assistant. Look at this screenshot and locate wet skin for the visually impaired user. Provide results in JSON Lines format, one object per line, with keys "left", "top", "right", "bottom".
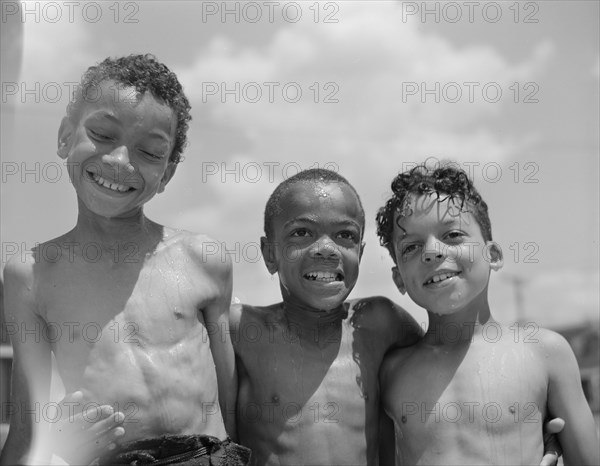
{"left": 231, "top": 181, "right": 422, "bottom": 465}
{"left": 380, "top": 193, "right": 599, "bottom": 465}
{"left": 0, "top": 81, "right": 235, "bottom": 465}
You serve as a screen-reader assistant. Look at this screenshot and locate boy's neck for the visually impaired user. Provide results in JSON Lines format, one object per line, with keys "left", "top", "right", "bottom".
{"left": 281, "top": 297, "right": 348, "bottom": 327}
{"left": 424, "top": 299, "right": 495, "bottom": 345}
{"left": 71, "top": 207, "right": 162, "bottom": 252}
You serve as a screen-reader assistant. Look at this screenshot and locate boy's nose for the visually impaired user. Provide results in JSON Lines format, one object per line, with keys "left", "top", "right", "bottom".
{"left": 312, "top": 236, "right": 340, "bottom": 258}
{"left": 421, "top": 237, "right": 444, "bottom": 263}
{"left": 102, "top": 146, "right": 134, "bottom": 173}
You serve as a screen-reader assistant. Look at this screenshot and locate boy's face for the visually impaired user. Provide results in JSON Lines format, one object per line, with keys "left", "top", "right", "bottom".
{"left": 391, "top": 193, "right": 502, "bottom": 315}
{"left": 58, "top": 80, "right": 177, "bottom": 219}
{"left": 262, "top": 181, "right": 365, "bottom": 311}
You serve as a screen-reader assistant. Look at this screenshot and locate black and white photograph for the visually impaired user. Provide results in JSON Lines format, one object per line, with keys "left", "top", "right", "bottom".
{"left": 1, "top": 1, "right": 598, "bottom": 464}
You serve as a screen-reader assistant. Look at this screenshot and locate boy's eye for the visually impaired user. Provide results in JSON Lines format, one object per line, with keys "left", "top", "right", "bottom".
{"left": 88, "top": 129, "right": 113, "bottom": 142}
{"left": 337, "top": 231, "right": 357, "bottom": 242}
{"left": 139, "top": 149, "right": 163, "bottom": 160}
{"left": 402, "top": 243, "right": 420, "bottom": 255}
{"left": 445, "top": 231, "right": 465, "bottom": 242}
{"left": 291, "top": 229, "right": 310, "bottom": 238}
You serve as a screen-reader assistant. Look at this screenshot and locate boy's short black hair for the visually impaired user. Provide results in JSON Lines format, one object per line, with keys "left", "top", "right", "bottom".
{"left": 376, "top": 162, "right": 493, "bottom": 260}
{"left": 264, "top": 168, "right": 365, "bottom": 240}
{"left": 67, "top": 54, "right": 191, "bottom": 164}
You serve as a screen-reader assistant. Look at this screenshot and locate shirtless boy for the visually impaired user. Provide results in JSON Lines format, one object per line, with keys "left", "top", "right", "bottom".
{"left": 0, "top": 55, "right": 249, "bottom": 465}
{"left": 376, "top": 163, "right": 599, "bottom": 465}
{"left": 230, "top": 169, "right": 424, "bottom": 465}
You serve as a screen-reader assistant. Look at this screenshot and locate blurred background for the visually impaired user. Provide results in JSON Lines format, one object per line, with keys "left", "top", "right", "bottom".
{"left": 1, "top": 0, "right": 599, "bottom": 450}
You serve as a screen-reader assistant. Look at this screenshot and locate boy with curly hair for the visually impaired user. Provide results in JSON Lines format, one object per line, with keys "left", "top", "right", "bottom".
{"left": 0, "top": 55, "right": 249, "bottom": 466}
{"left": 376, "top": 162, "right": 598, "bottom": 465}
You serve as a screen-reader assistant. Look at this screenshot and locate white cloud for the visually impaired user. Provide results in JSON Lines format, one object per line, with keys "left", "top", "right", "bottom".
{"left": 178, "top": 1, "right": 554, "bottom": 177}
{"left": 22, "top": 15, "right": 92, "bottom": 83}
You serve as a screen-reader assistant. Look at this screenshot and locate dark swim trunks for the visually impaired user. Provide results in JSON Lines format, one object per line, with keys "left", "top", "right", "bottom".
{"left": 95, "top": 435, "right": 251, "bottom": 466}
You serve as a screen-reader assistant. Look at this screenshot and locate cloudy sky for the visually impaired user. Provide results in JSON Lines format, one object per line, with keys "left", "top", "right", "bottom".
{"left": 1, "top": 1, "right": 598, "bottom": 330}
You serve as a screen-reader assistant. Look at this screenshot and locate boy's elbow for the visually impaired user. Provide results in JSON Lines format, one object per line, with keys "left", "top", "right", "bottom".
{"left": 0, "top": 431, "right": 33, "bottom": 466}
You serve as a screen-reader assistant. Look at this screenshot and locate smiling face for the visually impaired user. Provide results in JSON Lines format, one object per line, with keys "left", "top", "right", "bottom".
{"left": 262, "top": 180, "right": 365, "bottom": 311}
{"left": 58, "top": 80, "right": 177, "bottom": 219}
{"left": 391, "top": 193, "right": 502, "bottom": 316}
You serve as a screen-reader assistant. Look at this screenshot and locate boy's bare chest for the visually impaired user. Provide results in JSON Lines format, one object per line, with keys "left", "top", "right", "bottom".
{"left": 37, "top": 256, "right": 213, "bottom": 372}
{"left": 389, "top": 341, "right": 547, "bottom": 431}
{"left": 240, "top": 320, "right": 379, "bottom": 414}
{"left": 43, "top": 259, "right": 202, "bottom": 316}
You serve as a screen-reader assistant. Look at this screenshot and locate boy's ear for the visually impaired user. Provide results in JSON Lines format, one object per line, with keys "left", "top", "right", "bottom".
{"left": 158, "top": 162, "right": 177, "bottom": 193}
{"left": 392, "top": 266, "right": 406, "bottom": 295}
{"left": 57, "top": 117, "right": 74, "bottom": 159}
{"left": 486, "top": 241, "right": 504, "bottom": 271}
{"left": 260, "top": 236, "right": 278, "bottom": 274}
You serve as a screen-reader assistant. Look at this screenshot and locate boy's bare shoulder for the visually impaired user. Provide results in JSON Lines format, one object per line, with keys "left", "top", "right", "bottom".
{"left": 230, "top": 302, "right": 283, "bottom": 324}
{"left": 229, "top": 302, "right": 283, "bottom": 348}
{"left": 3, "top": 251, "right": 38, "bottom": 320}
{"left": 347, "top": 296, "right": 423, "bottom": 346}
{"left": 525, "top": 325, "right": 577, "bottom": 363}
{"left": 164, "top": 229, "right": 232, "bottom": 275}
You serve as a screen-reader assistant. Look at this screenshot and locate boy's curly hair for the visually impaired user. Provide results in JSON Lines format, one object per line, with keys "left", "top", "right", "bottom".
{"left": 376, "top": 162, "right": 492, "bottom": 260}
{"left": 264, "top": 168, "right": 365, "bottom": 240}
{"left": 67, "top": 54, "right": 191, "bottom": 164}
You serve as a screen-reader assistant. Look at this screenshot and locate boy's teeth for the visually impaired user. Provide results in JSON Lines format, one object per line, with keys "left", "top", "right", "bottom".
{"left": 426, "top": 272, "right": 459, "bottom": 285}
{"left": 305, "top": 271, "right": 342, "bottom": 282}
{"left": 92, "top": 174, "right": 130, "bottom": 192}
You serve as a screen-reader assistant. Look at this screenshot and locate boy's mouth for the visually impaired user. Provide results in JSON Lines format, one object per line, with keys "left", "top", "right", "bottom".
{"left": 304, "top": 271, "right": 344, "bottom": 282}
{"left": 89, "top": 172, "right": 134, "bottom": 193}
{"left": 424, "top": 271, "right": 460, "bottom": 286}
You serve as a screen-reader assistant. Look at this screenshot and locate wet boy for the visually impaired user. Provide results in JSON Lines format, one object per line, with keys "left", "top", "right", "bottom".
{"left": 376, "top": 163, "right": 599, "bottom": 465}
{"left": 0, "top": 55, "right": 249, "bottom": 465}
{"left": 230, "top": 169, "right": 423, "bottom": 465}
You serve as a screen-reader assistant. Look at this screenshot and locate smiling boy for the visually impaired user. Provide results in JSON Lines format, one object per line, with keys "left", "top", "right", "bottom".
{"left": 230, "top": 169, "right": 423, "bottom": 465}
{"left": 376, "top": 163, "right": 599, "bottom": 465}
{"left": 0, "top": 55, "right": 249, "bottom": 465}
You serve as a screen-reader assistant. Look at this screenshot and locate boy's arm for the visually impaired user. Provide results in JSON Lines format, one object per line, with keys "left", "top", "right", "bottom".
{"left": 382, "top": 297, "right": 424, "bottom": 350}
{"left": 543, "top": 330, "right": 600, "bottom": 465}
{"left": 379, "top": 348, "right": 412, "bottom": 466}
{"left": 228, "top": 301, "right": 244, "bottom": 441}
{"left": 0, "top": 257, "right": 51, "bottom": 465}
{"left": 197, "top": 242, "right": 237, "bottom": 440}
{"left": 378, "top": 403, "right": 396, "bottom": 466}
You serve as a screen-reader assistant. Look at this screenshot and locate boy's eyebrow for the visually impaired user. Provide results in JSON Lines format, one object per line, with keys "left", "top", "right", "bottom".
{"left": 145, "top": 130, "right": 172, "bottom": 142}
{"left": 87, "top": 111, "right": 172, "bottom": 142}
{"left": 397, "top": 217, "right": 463, "bottom": 240}
{"left": 88, "top": 111, "right": 120, "bottom": 123}
{"left": 283, "top": 217, "right": 361, "bottom": 229}
{"left": 440, "top": 217, "right": 463, "bottom": 226}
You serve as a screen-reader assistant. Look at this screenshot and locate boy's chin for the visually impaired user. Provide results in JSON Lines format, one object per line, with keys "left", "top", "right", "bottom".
{"left": 426, "top": 302, "right": 468, "bottom": 317}
{"left": 281, "top": 280, "right": 353, "bottom": 311}
{"left": 310, "top": 297, "right": 346, "bottom": 311}
{"left": 290, "top": 292, "right": 348, "bottom": 312}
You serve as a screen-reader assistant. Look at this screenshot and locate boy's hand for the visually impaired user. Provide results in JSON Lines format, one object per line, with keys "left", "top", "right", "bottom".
{"left": 50, "top": 391, "right": 125, "bottom": 464}
{"left": 540, "top": 417, "right": 565, "bottom": 466}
